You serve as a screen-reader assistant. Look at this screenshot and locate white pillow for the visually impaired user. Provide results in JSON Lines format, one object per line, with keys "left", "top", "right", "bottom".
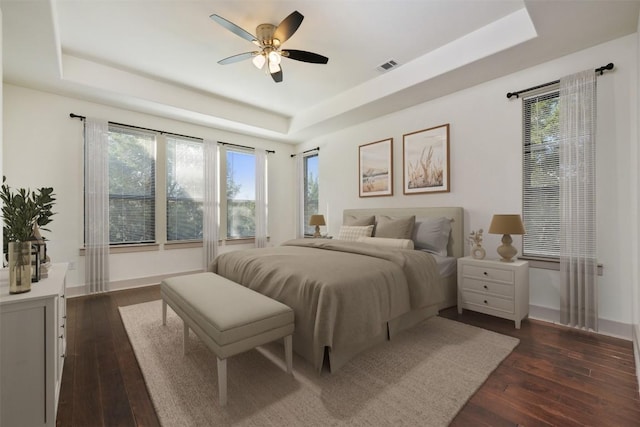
{"left": 357, "top": 236, "right": 415, "bottom": 249}
{"left": 337, "top": 225, "right": 374, "bottom": 241}
{"left": 412, "top": 217, "right": 452, "bottom": 256}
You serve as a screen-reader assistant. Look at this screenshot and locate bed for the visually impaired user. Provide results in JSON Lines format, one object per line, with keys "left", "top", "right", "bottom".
{"left": 210, "top": 207, "right": 464, "bottom": 372}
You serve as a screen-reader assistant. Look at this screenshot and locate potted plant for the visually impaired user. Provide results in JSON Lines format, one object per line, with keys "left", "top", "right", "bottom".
{"left": 1, "top": 177, "right": 56, "bottom": 293}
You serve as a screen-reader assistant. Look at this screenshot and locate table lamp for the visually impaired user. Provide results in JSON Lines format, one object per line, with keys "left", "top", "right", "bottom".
{"left": 309, "top": 214, "right": 326, "bottom": 238}
{"left": 488, "top": 214, "right": 525, "bottom": 262}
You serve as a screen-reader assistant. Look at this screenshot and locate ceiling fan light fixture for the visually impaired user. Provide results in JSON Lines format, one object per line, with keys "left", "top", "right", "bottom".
{"left": 268, "top": 50, "right": 281, "bottom": 65}
{"left": 252, "top": 54, "right": 266, "bottom": 69}
{"left": 268, "top": 60, "right": 280, "bottom": 74}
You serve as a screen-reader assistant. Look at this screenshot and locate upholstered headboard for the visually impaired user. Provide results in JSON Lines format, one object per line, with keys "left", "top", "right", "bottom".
{"left": 342, "top": 207, "right": 464, "bottom": 258}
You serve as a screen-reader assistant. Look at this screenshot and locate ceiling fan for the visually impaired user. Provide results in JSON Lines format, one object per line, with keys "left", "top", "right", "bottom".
{"left": 210, "top": 10, "right": 329, "bottom": 83}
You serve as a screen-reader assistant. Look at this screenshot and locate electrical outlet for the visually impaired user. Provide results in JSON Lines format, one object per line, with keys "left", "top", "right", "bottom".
{"left": 69, "top": 261, "right": 76, "bottom": 270}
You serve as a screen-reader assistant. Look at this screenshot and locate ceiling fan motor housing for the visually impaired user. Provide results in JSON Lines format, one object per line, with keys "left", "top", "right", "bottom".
{"left": 256, "top": 24, "right": 278, "bottom": 47}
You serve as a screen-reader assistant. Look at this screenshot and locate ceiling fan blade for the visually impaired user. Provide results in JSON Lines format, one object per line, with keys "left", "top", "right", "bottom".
{"left": 210, "top": 14, "right": 259, "bottom": 45}
{"left": 273, "top": 11, "right": 303, "bottom": 45}
{"left": 218, "top": 52, "right": 256, "bottom": 65}
{"left": 282, "top": 49, "right": 328, "bottom": 64}
{"left": 270, "top": 65, "right": 283, "bottom": 83}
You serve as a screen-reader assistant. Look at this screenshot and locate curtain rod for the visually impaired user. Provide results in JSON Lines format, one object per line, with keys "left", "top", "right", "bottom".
{"left": 506, "top": 63, "right": 614, "bottom": 99}
{"left": 218, "top": 141, "right": 275, "bottom": 154}
{"left": 290, "top": 147, "right": 320, "bottom": 158}
{"left": 69, "top": 113, "right": 275, "bottom": 153}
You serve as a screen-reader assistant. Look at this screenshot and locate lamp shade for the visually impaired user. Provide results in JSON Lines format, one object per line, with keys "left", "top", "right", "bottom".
{"left": 309, "top": 214, "right": 326, "bottom": 226}
{"left": 488, "top": 214, "right": 525, "bottom": 235}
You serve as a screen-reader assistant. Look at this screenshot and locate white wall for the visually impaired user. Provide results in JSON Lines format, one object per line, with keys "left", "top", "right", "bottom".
{"left": 304, "top": 35, "right": 639, "bottom": 336}
{"left": 2, "top": 85, "right": 296, "bottom": 291}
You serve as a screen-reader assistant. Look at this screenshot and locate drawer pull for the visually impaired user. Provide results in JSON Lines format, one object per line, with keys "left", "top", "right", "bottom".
{"left": 483, "top": 271, "right": 488, "bottom": 276}
{"left": 63, "top": 316, "right": 67, "bottom": 319}
{"left": 59, "top": 335, "right": 63, "bottom": 339}
{"left": 484, "top": 300, "right": 488, "bottom": 304}
{"left": 483, "top": 285, "right": 488, "bottom": 289}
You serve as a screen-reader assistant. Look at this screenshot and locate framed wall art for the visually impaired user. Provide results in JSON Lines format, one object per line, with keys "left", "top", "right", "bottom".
{"left": 359, "top": 138, "right": 393, "bottom": 197}
{"left": 403, "top": 123, "right": 450, "bottom": 194}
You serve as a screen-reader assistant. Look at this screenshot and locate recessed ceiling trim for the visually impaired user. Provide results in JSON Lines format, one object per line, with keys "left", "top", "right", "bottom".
{"left": 61, "top": 54, "right": 291, "bottom": 135}
{"left": 290, "top": 7, "right": 537, "bottom": 134}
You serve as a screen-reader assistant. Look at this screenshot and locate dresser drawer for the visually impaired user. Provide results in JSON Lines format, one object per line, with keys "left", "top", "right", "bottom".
{"left": 463, "top": 264, "right": 514, "bottom": 283}
{"left": 462, "top": 278, "right": 514, "bottom": 298}
{"left": 462, "top": 291, "right": 514, "bottom": 313}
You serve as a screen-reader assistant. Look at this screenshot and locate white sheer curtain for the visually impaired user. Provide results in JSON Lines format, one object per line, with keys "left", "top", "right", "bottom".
{"left": 559, "top": 69, "right": 598, "bottom": 330}
{"left": 255, "top": 149, "right": 267, "bottom": 248}
{"left": 84, "top": 118, "right": 110, "bottom": 294}
{"left": 294, "top": 153, "right": 304, "bottom": 238}
{"left": 203, "top": 139, "right": 219, "bottom": 270}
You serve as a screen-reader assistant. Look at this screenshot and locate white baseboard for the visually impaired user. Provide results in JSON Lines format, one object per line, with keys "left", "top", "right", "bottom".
{"left": 633, "top": 324, "right": 640, "bottom": 396}
{"left": 65, "top": 269, "right": 203, "bottom": 298}
{"left": 529, "top": 304, "right": 633, "bottom": 340}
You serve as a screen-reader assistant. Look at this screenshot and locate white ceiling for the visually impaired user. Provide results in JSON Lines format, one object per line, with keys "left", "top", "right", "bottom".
{"left": 2, "top": 0, "right": 639, "bottom": 143}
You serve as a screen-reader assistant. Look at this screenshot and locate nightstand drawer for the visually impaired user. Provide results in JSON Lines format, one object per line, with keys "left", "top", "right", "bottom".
{"left": 462, "top": 291, "right": 514, "bottom": 313}
{"left": 463, "top": 264, "right": 514, "bottom": 283}
{"left": 462, "top": 278, "right": 514, "bottom": 298}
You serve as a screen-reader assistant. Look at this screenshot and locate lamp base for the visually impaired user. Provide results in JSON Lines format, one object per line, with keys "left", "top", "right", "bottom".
{"left": 496, "top": 234, "right": 517, "bottom": 262}
{"left": 313, "top": 225, "right": 321, "bottom": 238}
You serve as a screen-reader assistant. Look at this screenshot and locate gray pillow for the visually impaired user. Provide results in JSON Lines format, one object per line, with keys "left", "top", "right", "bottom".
{"left": 344, "top": 215, "right": 375, "bottom": 226}
{"left": 374, "top": 215, "right": 416, "bottom": 239}
{"left": 412, "top": 217, "right": 452, "bottom": 256}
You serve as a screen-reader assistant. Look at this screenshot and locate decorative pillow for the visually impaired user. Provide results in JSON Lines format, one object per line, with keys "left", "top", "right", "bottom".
{"left": 343, "top": 215, "right": 376, "bottom": 226}
{"left": 374, "top": 215, "right": 416, "bottom": 239}
{"left": 357, "top": 237, "right": 414, "bottom": 249}
{"left": 412, "top": 217, "right": 452, "bottom": 256}
{"left": 337, "top": 225, "right": 374, "bottom": 241}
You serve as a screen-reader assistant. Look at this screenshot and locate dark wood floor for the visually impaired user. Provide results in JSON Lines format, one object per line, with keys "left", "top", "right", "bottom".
{"left": 57, "top": 285, "right": 640, "bottom": 426}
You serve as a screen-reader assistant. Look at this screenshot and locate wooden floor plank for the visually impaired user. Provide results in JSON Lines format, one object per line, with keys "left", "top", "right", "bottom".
{"left": 71, "top": 297, "right": 104, "bottom": 427}
{"left": 56, "top": 287, "right": 640, "bottom": 426}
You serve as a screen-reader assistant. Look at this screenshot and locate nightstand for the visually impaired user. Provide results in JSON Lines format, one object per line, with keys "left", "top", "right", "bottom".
{"left": 457, "top": 256, "right": 529, "bottom": 328}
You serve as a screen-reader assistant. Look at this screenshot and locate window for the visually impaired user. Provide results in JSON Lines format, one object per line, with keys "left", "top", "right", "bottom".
{"left": 166, "top": 136, "right": 204, "bottom": 241}
{"left": 522, "top": 90, "right": 560, "bottom": 258}
{"left": 90, "top": 123, "right": 266, "bottom": 247}
{"left": 224, "top": 149, "right": 256, "bottom": 239}
{"left": 303, "top": 154, "right": 319, "bottom": 236}
{"left": 108, "top": 125, "right": 156, "bottom": 245}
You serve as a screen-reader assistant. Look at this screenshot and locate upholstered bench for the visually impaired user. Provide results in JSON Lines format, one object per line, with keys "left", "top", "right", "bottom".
{"left": 160, "top": 272, "right": 294, "bottom": 406}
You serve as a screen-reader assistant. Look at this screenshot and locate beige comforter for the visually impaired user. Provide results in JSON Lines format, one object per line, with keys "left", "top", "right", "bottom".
{"left": 210, "top": 238, "right": 441, "bottom": 371}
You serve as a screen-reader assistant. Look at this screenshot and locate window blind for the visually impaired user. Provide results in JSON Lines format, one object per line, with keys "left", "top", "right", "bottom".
{"left": 303, "top": 153, "right": 319, "bottom": 236}
{"left": 226, "top": 149, "right": 256, "bottom": 238}
{"left": 166, "top": 136, "right": 204, "bottom": 241}
{"left": 108, "top": 125, "right": 156, "bottom": 244}
{"left": 522, "top": 91, "right": 560, "bottom": 258}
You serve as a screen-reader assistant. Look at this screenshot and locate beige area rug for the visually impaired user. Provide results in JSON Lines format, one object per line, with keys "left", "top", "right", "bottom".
{"left": 119, "top": 300, "right": 519, "bottom": 426}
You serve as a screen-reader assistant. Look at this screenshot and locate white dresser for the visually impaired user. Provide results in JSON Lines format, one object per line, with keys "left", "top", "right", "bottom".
{"left": 0, "top": 263, "right": 68, "bottom": 427}
{"left": 457, "top": 257, "right": 529, "bottom": 328}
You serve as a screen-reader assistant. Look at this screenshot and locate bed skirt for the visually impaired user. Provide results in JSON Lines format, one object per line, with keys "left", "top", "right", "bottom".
{"left": 321, "top": 303, "right": 440, "bottom": 372}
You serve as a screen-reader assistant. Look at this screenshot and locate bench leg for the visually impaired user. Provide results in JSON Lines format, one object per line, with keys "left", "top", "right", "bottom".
{"left": 217, "top": 357, "right": 227, "bottom": 406}
{"left": 162, "top": 300, "right": 167, "bottom": 325}
{"left": 284, "top": 335, "right": 293, "bottom": 374}
{"left": 183, "top": 321, "right": 189, "bottom": 355}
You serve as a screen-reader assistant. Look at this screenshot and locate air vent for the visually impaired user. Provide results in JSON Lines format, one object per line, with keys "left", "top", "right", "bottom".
{"left": 376, "top": 59, "right": 399, "bottom": 73}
